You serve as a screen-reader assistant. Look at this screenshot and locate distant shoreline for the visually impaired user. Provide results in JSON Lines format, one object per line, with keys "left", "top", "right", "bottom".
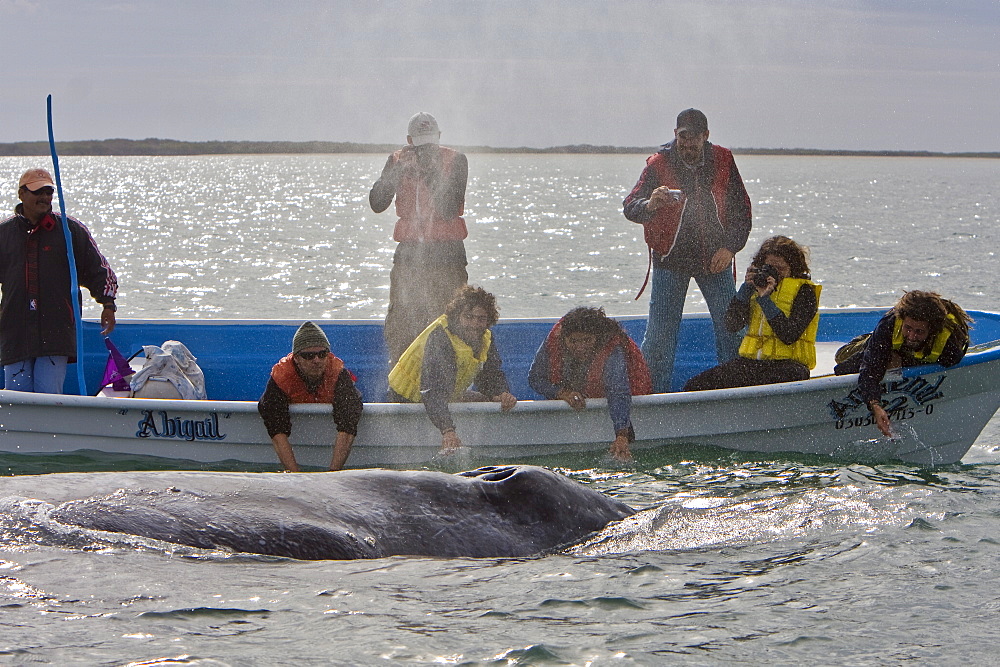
{"left": 0, "top": 138, "right": 997, "bottom": 158}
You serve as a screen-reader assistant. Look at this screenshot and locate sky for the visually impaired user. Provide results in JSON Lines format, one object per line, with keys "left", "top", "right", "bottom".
{"left": 3, "top": 0, "right": 998, "bottom": 152}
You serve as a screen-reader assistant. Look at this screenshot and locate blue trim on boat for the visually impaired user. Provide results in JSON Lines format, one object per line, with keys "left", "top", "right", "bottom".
{"left": 68, "top": 309, "right": 1000, "bottom": 403}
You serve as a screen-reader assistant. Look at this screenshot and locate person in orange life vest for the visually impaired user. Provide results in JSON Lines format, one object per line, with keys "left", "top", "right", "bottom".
{"left": 623, "top": 109, "right": 752, "bottom": 393}
{"left": 257, "top": 321, "right": 363, "bottom": 472}
{"left": 387, "top": 285, "right": 517, "bottom": 455}
{"left": 834, "top": 291, "right": 972, "bottom": 437}
{"left": 369, "top": 112, "right": 470, "bottom": 368}
{"left": 683, "top": 236, "right": 820, "bottom": 392}
{"left": 1, "top": 168, "right": 119, "bottom": 394}
{"left": 528, "top": 307, "right": 652, "bottom": 462}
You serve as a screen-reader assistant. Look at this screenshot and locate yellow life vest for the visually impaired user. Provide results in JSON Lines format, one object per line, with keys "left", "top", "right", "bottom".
{"left": 388, "top": 314, "right": 492, "bottom": 402}
{"left": 738, "top": 278, "right": 821, "bottom": 369}
{"left": 891, "top": 313, "right": 956, "bottom": 363}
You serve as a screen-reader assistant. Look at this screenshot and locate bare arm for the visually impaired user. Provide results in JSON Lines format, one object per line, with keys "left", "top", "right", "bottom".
{"left": 270, "top": 433, "right": 301, "bottom": 472}
{"left": 329, "top": 431, "right": 355, "bottom": 471}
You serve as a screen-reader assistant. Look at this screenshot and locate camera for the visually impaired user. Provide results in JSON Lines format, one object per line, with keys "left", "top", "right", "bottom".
{"left": 751, "top": 263, "right": 780, "bottom": 288}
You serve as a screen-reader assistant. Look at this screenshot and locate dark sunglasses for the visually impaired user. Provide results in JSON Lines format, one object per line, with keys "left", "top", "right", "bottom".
{"left": 296, "top": 350, "right": 328, "bottom": 360}
{"left": 24, "top": 186, "right": 55, "bottom": 196}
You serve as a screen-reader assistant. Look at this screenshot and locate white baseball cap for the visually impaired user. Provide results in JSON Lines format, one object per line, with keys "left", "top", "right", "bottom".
{"left": 407, "top": 112, "right": 441, "bottom": 146}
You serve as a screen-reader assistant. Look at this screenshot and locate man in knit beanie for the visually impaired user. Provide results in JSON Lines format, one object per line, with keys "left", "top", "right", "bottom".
{"left": 292, "top": 321, "right": 330, "bottom": 355}
{"left": 258, "top": 321, "right": 363, "bottom": 471}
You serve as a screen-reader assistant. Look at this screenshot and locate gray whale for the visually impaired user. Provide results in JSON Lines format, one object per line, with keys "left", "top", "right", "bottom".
{"left": 7, "top": 465, "right": 634, "bottom": 560}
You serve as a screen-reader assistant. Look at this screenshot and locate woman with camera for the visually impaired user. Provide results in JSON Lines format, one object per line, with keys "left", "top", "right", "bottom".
{"left": 683, "top": 235, "right": 821, "bottom": 391}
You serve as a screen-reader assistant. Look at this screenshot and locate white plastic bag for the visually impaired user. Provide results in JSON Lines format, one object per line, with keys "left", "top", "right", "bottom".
{"left": 130, "top": 340, "right": 207, "bottom": 400}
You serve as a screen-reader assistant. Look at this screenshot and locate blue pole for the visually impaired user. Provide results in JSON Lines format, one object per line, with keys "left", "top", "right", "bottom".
{"left": 46, "top": 95, "right": 87, "bottom": 395}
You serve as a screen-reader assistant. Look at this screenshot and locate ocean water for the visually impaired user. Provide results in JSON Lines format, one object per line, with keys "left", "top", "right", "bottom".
{"left": 1, "top": 154, "right": 999, "bottom": 664}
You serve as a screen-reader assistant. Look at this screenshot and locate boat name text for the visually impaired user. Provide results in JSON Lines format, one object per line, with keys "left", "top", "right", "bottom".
{"left": 827, "top": 374, "right": 946, "bottom": 422}
{"left": 136, "top": 410, "right": 228, "bottom": 441}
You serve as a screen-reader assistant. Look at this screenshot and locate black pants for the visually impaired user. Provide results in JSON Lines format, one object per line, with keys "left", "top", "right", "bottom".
{"left": 683, "top": 356, "right": 810, "bottom": 392}
{"left": 385, "top": 241, "right": 468, "bottom": 367}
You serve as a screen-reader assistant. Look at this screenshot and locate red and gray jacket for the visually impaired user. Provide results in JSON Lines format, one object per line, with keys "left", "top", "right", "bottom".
{"left": 0, "top": 208, "right": 117, "bottom": 365}
{"left": 624, "top": 142, "right": 751, "bottom": 273}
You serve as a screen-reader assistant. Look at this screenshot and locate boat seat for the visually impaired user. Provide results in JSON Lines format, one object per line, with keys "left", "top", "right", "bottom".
{"left": 812, "top": 341, "right": 845, "bottom": 377}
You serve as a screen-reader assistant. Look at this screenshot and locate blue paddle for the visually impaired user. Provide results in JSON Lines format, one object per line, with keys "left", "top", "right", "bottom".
{"left": 47, "top": 94, "right": 87, "bottom": 395}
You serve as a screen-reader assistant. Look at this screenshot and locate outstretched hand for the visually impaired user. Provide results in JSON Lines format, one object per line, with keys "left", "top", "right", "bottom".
{"left": 870, "top": 402, "right": 893, "bottom": 437}
{"left": 609, "top": 434, "right": 633, "bottom": 462}
{"left": 556, "top": 388, "right": 586, "bottom": 411}
{"left": 440, "top": 429, "right": 463, "bottom": 453}
{"left": 494, "top": 392, "right": 517, "bottom": 412}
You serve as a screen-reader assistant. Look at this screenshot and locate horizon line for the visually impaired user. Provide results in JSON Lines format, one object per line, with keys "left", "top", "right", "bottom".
{"left": 0, "top": 138, "right": 997, "bottom": 159}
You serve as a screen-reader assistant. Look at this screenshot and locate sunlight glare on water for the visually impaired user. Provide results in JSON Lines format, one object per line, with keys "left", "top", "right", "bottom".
{"left": 3, "top": 154, "right": 996, "bottom": 322}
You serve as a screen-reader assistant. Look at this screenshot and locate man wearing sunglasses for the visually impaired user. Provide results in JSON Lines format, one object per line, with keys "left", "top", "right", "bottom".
{"left": 258, "top": 321, "right": 363, "bottom": 471}
{"left": 0, "top": 168, "right": 119, "bottom": 393}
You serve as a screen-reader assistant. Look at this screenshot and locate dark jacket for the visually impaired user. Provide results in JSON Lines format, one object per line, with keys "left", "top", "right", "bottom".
{"left": 846, "top": 312, "right": 969, "bottom": 404}
{"left": 0, "top": 208, "right": 117, "bottom": 365}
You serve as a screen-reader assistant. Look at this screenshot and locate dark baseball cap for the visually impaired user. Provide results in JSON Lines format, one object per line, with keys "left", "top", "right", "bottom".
{"left": 675, "top": 108, "right": 708, "bottom": 135}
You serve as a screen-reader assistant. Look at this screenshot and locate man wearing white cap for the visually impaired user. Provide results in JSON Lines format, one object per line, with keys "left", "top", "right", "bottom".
{"left": 0, "top": 168, "right": 119, "bottom": 393}
{"left": 369, "top": 112, "right": 470, "bottom": 367}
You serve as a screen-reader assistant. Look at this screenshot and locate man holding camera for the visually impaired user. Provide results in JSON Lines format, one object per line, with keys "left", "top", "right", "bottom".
{"left": 623, "top": 108, "right": 752, "bottom": 392}
{"left": 682, "top": 236, "right": 819, "bottom": 392}
{"left": 369, "top": 112, "right": 470, "bottom": 368}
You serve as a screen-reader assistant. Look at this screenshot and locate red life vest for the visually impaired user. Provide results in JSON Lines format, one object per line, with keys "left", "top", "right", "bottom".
{"left": 270, "top": 353, "right": 345, "bottom": 403}
{"left": 643, "top": 144, "right": 737, "bottom": 257}
{"left": 544, "top": 322, "right": 653, "bottom": 398}
{"left": 392, "top": 146, "right": 468, "bottom": 242}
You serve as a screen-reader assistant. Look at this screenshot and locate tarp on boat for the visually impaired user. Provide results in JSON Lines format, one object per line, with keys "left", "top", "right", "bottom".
{"left": 130, "top": 340, "right": 207, "bottom": 400}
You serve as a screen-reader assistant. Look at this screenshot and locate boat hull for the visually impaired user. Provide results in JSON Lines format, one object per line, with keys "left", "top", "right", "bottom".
{"left": 1, "top": 309, "right": 999, "bottom": 468}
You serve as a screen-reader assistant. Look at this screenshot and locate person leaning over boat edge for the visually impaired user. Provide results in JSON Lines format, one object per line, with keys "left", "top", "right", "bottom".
{"left": 369, "top": 112, "right": 470, "bottom": 368}
{"left": 0, "top": 168, "right": 118, "bottom": 393}
{"left": 387, "top": 285, "right": 517, "bottom": 455}
{"left": 528, "top": 306, "right": 652, "bottom": 462}
{"left": 258, "top": 321, "right": 363, "bottom": 472}
{"left": 683, "top": 236, "right": 820, "bottom": 391}
{"left": 834, "top": 291, "right": 972, "bottom": 437}
{"left": 623, "top": 108, "right": 752, "bottom": 393}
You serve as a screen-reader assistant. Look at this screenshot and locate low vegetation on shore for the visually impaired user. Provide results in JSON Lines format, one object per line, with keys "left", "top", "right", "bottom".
{"left": 1, "top": 138, "right": 996, "bottom": 158}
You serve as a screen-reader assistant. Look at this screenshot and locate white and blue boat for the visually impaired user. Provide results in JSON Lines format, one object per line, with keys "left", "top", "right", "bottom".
{"left": 1, "top": 308, "right": 998, "bottom": 468}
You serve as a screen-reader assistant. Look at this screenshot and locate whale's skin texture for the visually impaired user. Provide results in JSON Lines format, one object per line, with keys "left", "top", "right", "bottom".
{"left": 14, "top": 465, "right": 635, "bottom": 560}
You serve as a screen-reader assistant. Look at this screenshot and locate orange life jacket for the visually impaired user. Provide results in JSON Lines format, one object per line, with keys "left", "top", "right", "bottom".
{"left": 544, "top": 322, "right": 653, "bottom": 398}
{"left": 392, "top": 146, "right": 467, "bottom": 242}
{"left": 270, "top": 353, "right": 345, "bottom": 403}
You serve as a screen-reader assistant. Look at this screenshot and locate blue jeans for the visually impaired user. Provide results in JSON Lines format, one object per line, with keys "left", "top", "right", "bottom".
{"left": 641, "top": 266, "right": 739, "bottom": 392}
{"left": 3, "top": 356, "right": 69, "bottom": 393}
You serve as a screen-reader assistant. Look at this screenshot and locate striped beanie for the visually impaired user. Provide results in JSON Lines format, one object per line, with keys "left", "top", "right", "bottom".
{"left": 292, "top": 321, "right": 330, "bottom": 354}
